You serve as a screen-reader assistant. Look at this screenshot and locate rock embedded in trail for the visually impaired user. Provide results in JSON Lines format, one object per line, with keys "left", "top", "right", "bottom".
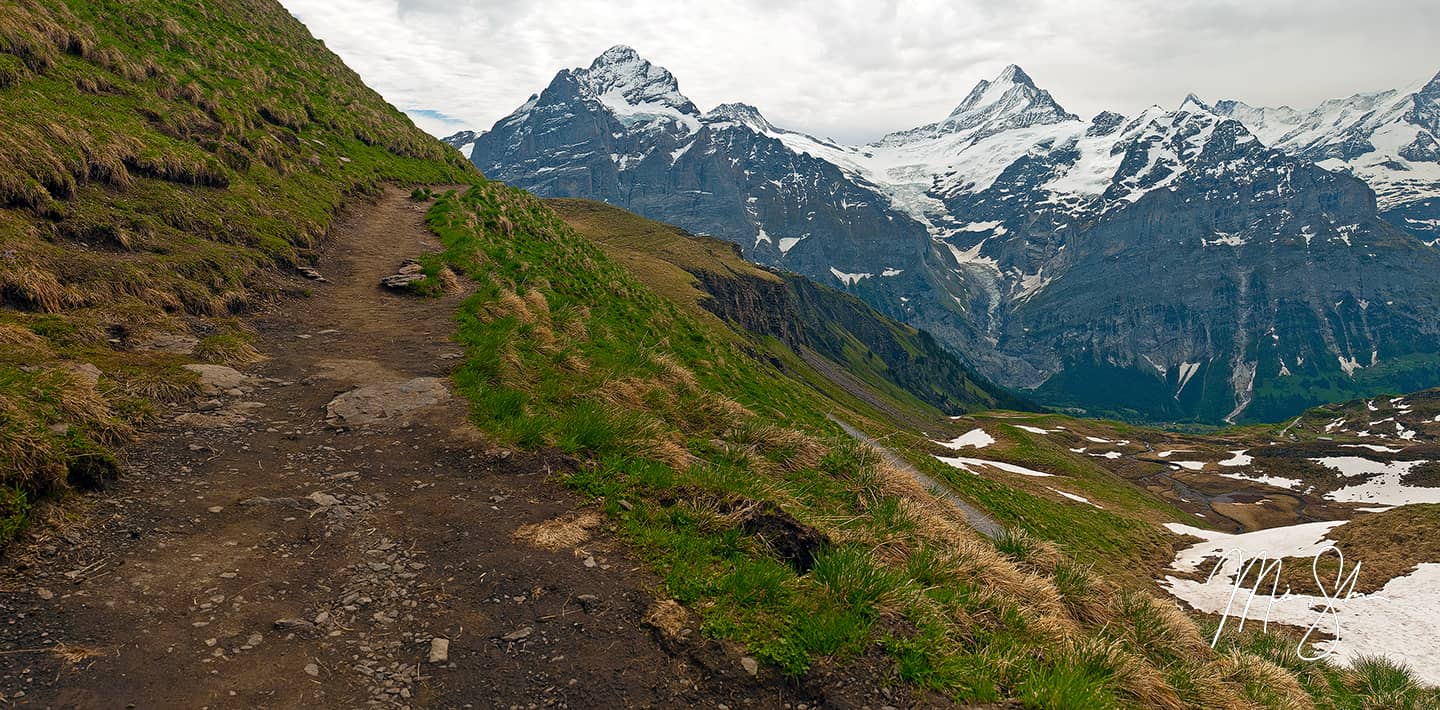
{"left": 183, "top": 363, "right": 250, "bottom": 395}
{"left": 428, "top": 637, "right": 449, "bottom": 663}
{"left": 379, "top": 258, "right": 425, "bottom": 291}
{"left": 500, "top": 627, "right": 533, "bottom": 642}
{"left": 174, "top": 401, "right": 265, "bottom": 428}
{"left": 324, "top": 377, "right": 450, "bottom": 428}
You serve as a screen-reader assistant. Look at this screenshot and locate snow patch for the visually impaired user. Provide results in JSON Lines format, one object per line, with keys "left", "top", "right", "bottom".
{"left": 933, "top": 428, "right": 994, "bottom": 450}
{"left": 1049, "top": 488, "right": 1102, "bottom": 508}
{"left": 829, "top": 267, "right": 873, "bottom": 286}
{"left": 934, "top": 455, "right": 1055, "bottom": 478}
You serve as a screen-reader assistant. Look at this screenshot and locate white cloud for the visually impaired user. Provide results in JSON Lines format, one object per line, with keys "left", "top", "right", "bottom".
{"left": 280, "top": 0, "right": 1440, "bottom": 143}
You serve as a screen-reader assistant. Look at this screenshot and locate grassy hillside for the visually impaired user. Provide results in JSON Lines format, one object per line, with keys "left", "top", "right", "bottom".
{"left": 422, "top": 182, "right": 1436, "bottom": 707}
{"left": 0, "top": 0, "right": 474, "bottom": 539}
{"left": 545, "top": 198, "right": 1030, "bottom": 423}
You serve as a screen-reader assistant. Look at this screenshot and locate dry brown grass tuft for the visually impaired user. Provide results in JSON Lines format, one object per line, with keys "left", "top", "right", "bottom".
{"left": 728, "top": 422, "right": 827, "bottom": 474}
{"left": 0, "top": 263, "right": 67, "bottom": 312}
{"left": 642, "top": 599, "right": 691, "bottom": 640}
{"left": 437, "top": 266, "right": 461, "bottom": 293}
{"left": 1217, "top": 651, "right": 1312, "bottom": 710}
{"left": 52, "top": 642, "right": 108, "bottom": 664}
{"left": 0, "top": 321, "right": 48, "bottom": 350}
{"left": 511, "top": 510, "right": 604, "bottom": 552}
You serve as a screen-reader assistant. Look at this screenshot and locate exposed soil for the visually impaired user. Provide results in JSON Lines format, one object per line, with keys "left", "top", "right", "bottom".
{"left": 0, "top": 189, "right": 916, "bottom": 708}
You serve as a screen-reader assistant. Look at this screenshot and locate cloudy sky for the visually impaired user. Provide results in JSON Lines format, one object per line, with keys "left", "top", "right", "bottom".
{"left": 280, "top": 0, "right": 1440, "bottom": 144}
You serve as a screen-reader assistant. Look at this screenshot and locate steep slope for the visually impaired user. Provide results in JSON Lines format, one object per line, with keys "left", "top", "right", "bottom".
{"left": 0, "top": 0, "right": 475, "bottom": 539}
{"left": 461, "top": 52, "right": 1440, "bottom": 425}
{"left": 1216, "top": 69, "right": 1440, "bottom": 246}
{"left": 543, "top": 198, "right": 1031, "bottom": 421}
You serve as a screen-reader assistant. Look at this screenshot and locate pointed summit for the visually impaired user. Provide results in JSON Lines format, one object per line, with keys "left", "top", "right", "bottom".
{"left": 936, "top": 64, "right": 1078, "bottom": 140}
{"left": 1179, "top": 93, "right": 1212, "bottom": 113}
{"left": 589, "top": 44, "right": 642, "bottom": 69}
{"left": 996, "top": 64, "right": 1035, "bottom": 87}
{"left": 572, "top": 45, "right": 700, "bottom": 131}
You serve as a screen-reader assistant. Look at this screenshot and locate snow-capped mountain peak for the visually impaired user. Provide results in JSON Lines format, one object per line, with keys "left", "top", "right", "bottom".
{"left": 881, "top": 64, "right": 1078, "bottom": 146}
{"left": 702, "top": 103, "right": 776, "bottom": 133}
{"left": 1179, "top": 93, "right": 1212, "bottom": 113}
{"left": 994, "top": 63, "right": 1034, "bottom": 86}
{"left": 575, "top": 45, "right": 699, "bottom": 126}
{"left": 1214, "top": 68, "right": 1440, "bottom": 220}
{"left": 943, "top": 64, "right": 1076, "bottom": 134}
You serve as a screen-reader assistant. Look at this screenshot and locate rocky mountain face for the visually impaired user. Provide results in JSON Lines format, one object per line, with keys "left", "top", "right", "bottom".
{"left": 454, "top": 48, "right": 1440, "bottom": 424}
{"left": 1214, "top": 70, "right": 1440, "bottom": 246}
{"left": 460, "top": 46, "right": 930, "bottom": 289}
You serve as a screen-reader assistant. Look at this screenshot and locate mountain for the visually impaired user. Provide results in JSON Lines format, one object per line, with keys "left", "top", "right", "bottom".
{"left": 453, "top": 46, "right": 932, "bottom": 291}
{"left": 1215, "top": 70, "right": 1440, "bottom": 245}
{"left": 459, "top": 49, "right": 1440, "bottom": 425}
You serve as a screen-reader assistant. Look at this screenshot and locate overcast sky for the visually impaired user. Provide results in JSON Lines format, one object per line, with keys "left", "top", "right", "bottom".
{"left": 280, "top": 0, "right": 1440, "bottom": 144}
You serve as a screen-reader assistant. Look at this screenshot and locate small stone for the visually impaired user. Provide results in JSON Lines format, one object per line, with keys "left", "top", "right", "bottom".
{"left": 274, "top": 618, "right": 321, "bottom": 637}
{"left": 501, "top": 627, "right": 533, "bottom": 642}
{"left": 304, "top": 663, "right": 320, "bottom": 677}
{"left": 207, "top": 506, "right": 224, "bottom": 513}
{"left": 583, "top": 556, "right": 596, "bottom": 568}
{"left": 428, "top": 637, "right": 449, "bottom": 664}
{"left": 740, "top": 656, "right": 758, "bottom": 677}
{"left": 35, "top": 588, "right": 54, "bottom": 600}
{"left": 307, "top": 491, "right": 342, "bottom": 507}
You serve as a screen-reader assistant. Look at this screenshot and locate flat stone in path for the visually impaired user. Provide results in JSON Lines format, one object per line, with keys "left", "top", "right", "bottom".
{"left": 324, "top": 377, "right": 450, "bottom": 427}
{"left": 183, "top": 363, "right": 249, "bottom": 394}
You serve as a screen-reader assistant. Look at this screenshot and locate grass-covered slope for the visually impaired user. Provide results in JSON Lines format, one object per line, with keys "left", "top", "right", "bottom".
{"left": 0, "top": 0, "right": 474, "bottom": 538}
{"left": 424, "top": 181, "right": 1435, "bottom": 707}
{"left": 546, "top": 198, "right": 1030, "bottom": 422}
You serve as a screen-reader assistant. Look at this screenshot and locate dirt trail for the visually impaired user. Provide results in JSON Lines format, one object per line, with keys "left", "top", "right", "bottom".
{"left": 0, "top": 188, "right": 810, "bottom": 709}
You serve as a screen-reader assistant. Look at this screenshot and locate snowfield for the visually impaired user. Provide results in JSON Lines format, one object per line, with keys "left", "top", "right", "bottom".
{"left": 1160, "top": 521, "right": 1440, "bottom": 684}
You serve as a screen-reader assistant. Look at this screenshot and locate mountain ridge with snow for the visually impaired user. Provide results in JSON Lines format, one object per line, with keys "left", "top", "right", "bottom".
{"left": 452, "top": 48, "right": 1440, "bottom": 424}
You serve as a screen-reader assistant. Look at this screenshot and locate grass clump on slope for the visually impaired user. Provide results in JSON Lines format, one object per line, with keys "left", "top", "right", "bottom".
{"left": 0, "top": 0, "right": 476, "bottom": 541}
{"left": 425, "top": 182, "right": 1412, "bottom": 707}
